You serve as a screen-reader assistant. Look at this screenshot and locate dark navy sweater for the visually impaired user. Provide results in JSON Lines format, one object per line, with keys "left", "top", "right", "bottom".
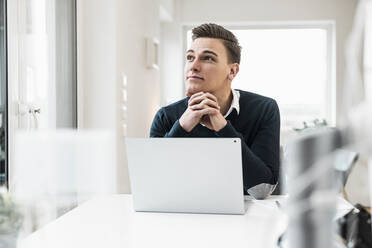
{"left": 150, "top": 90, "right": 280, "bottom": 190}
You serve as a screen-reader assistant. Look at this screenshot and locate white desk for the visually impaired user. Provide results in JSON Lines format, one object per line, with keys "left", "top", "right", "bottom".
{"left": 18, "top": 194, "right": 354, "bottom": 248}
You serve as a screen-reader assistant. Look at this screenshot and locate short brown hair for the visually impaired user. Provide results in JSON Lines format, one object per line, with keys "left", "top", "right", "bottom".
{"left": 192, "top": 23, "right": 241, "bottom": 64}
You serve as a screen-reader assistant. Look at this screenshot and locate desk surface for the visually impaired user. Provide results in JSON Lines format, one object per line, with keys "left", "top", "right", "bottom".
{"left": 18, "top": 194, "right": 354, "bottom": 248}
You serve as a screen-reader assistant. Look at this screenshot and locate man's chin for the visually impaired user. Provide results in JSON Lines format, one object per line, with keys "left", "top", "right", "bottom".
{"left": 186, "top": 88, "right": 203, "bottom": 97}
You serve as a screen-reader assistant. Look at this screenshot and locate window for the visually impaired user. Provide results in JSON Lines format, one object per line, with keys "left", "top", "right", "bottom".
{"left": 186, "top": 25, "right": 335, "bottom": 139}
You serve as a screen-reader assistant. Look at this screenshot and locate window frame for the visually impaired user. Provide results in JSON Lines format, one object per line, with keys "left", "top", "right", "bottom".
{"left": 0, "top": 0, "right": 8, "bottom": 187}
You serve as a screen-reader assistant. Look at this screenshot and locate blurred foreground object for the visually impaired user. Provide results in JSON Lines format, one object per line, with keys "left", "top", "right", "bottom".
{"left": 343, "top": 0, "right": 372, "bottom": 155}
{"left": 284, "top": 128, "right": 343, "bottom": 248}
{"left": 284, "top": 0, "right": 372, "bottom": 247}
{"left": 11, "top": 130, "right": 116, "bottom": 236}
{"left": 0, "top": 187, "right": 23, "bottom": 248}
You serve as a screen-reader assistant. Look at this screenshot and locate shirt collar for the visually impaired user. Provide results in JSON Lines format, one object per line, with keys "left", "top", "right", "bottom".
{"left": 223, "top": 89, "right": 240, "bottom": 118}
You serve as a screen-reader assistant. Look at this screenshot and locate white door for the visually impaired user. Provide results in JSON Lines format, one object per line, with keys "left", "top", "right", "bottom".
{"left": 7, "top": 0, "right": 77, "bottom": 186}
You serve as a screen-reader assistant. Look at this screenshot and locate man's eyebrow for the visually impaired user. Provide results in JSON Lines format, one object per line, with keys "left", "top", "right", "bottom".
{"left": 202, "top": 50, "right": 218, "bottom": 57}
{"left": 186, "top": 49, "right": 218, "bottom": 57}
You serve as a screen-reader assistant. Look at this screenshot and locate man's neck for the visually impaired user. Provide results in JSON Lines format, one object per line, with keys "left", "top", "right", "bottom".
{"left": 214, "top": 89, "right": 233, "bottom": 116}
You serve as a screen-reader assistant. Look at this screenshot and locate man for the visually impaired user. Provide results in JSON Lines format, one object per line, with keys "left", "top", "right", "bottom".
{"left": 150, "top": 23, "right": 280, "bottom": 196}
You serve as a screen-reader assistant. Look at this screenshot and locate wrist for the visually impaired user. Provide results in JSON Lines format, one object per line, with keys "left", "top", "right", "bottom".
{"left": 179, "top": 118, "right": 193, "bottom": 132}
{"left": 214, "top": 118, "right": 227, "bottom": 132}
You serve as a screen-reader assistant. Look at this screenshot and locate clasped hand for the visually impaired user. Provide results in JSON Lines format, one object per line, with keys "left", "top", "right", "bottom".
{"left": 179, "top": 92, "right": 227, "bottom": 132}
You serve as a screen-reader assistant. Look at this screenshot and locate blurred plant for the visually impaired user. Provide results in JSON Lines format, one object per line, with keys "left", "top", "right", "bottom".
{"left": 293, "top": 118, "right": 328, "bottom": 132}
{"left": 0, "top": 187, "right": 23, "bottom": 234}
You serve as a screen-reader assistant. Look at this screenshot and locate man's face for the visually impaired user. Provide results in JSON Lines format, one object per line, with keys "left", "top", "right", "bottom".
{"left": 184, "top": 38, "right": 232, "bottom": 97}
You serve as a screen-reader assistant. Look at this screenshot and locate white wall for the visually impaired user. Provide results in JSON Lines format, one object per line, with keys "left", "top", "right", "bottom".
{"left": 77, "top": 0, "right": 161, "bottom": 193}
{"left": 160, "top": 0, "right": 175, "bottom": 22}
{"left": 160, "top": 22, "right": 184, "bottom": 105}
{"left": 77, "top": 0, "right": 117, "bottom": 130}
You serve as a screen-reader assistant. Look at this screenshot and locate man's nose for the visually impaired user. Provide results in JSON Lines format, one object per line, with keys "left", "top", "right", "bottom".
{"left": 189, "top": 58, "right": 201, "bottom": 72}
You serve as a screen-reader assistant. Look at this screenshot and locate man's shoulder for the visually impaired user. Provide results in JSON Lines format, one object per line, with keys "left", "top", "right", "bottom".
{"left": 235, "top": 89, "right": 277, "bottom": 105}
{"left": 160, "top": 97, "right": 188, "bottom": 114}
{"left": 234, "top": 89, "right": 280, "bottom": 123}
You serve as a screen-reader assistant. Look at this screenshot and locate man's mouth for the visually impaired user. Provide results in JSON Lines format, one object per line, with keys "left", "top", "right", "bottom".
{"left": 187, "top": 75, "right": 204, "bottom": 80}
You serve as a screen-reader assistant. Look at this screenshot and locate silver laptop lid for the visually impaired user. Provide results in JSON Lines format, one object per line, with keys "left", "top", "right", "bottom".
{"left": 125, "top": 138, "right": 245, "bottom": 214}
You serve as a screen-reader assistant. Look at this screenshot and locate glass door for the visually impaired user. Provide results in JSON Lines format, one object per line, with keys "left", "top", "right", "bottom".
{"left": 15, "top": 0, "right": 77, "bottom": 130}
{"left": 7, "top": 0, "right": 77, "bottom": 188}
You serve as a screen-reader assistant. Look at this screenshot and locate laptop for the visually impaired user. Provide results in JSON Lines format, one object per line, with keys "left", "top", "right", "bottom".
{"left": 125, "top": 138, "right": 246, "bottom": 214}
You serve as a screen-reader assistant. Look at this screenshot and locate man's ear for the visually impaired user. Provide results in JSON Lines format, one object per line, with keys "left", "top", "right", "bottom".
{"left": 228, "top": 63, "right": 239, "bottom": 81}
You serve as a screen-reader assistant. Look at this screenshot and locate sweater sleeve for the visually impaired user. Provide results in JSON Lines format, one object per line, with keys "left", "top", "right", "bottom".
{"left": 150, "top": 108, "right": 190, "bottom": 137}
{"left": 216, "top": 99, "right": 280, "bottom": 189}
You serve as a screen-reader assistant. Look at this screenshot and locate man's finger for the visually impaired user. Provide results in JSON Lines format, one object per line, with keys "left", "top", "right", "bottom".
{"left": 189, "top": 93, "right": 218, "bottom": 106}
{"left": 198, "top": 107, "right": 219, "bottom": 116}
{"left": 188, "top": 92, "right": 204, "bottom": 103}
{"left": 190, "top": 99, "right": 220, "bottom": 110}
{"left": 202, "top": 92, "right": 218, "bottom": 102}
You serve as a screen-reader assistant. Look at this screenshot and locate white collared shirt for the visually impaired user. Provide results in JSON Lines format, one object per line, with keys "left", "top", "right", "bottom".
{"left": 223, "top": 89, "right": 240, "bottom": 118}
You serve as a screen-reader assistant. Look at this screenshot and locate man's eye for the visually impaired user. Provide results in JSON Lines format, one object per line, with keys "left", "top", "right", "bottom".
{"left": 203, "top": 56, "right": 215, "bottom": 61}
{"left": 186, "top": 55, "right": 194, "bottom": 61}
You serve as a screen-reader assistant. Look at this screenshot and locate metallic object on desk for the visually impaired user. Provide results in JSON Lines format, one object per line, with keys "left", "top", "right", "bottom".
{"left": 284, "top": 128, "right": 344, "bottom": 248}
{"left": 247, "top": 183, "right": 277, "bottom": 200}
